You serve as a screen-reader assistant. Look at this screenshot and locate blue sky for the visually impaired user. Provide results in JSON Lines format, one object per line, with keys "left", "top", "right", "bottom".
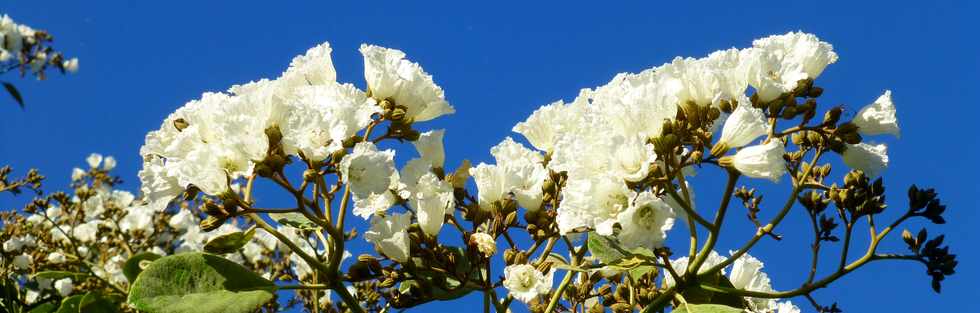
{"left": 1, "top": 1, "right": 977, "bottom": 312}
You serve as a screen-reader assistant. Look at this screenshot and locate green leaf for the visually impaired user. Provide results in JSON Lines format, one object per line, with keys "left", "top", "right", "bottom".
{"left": 626, "top": 248, "right": 658, "bottom": 280}
{"left": 127, "top": 252, "right": 276, "bottom": 313}
{"left": 673, "top": 303, "right": 744, "bottom": 313}
{"left": 203, "top": 228, "right": 255, "bottom": 254}
{"left": 79, "top": 292, "right": 118, "bottom": 313}
{"left": 123, "top": 252, "right": 163, "bottom": 283}
{"left": 54, "top": 295, "right": 84, "bottom": 313}
{"left": 33, "top": 271, "right": 89, "bottom": 281}
{"left": 269, "top": 212, "right": 318, "bottom": 230}
{"left": 3, "top": 81, "right": 24, "bottom": 109}
{"left": 587, "top": 232, "right": 627, "bottom": 264}
{"left": 27, "top": 302, "right": 57, "bottom": 313}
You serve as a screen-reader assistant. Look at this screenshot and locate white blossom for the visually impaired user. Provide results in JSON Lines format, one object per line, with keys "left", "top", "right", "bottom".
{"left": 47, "top": 252, "right": 67, "bottom": 264}
{"left": 279, "top": 42, "right": 337, "bottom": 88}
{"left": 413, "top": 129, "right": 446, "bottom": 168}
{"left": 3, "top": 238, "right": 22, "bottom": 252}
{"left": 470, "top": 232, "right": 496, "bottom": 256}
{"left": 663, "top": 250, "right": 726, "bottom": 288}
{"left": 842, "top": 143, "right": 889, "bottom": 178}
{"left": 409, "top": 172, "right": 454, "bottom": 236}
{"left": 74, "top": 220, "right": 100, "bottom": 243}
{"left": 616, "top": 192, "right": 676, "bottom": 250}
{"left": 340, "top": 142, "right": 398, "bottom": 201}
{"left": 364, "top": 212, "right": 411, "bottom": 262}
{"left": 54, "top": 278, "right": 73, "bottom": 297}
{"left": 86, "top": 153, "right": 103, "bottom": 168}
{"left": 852, "top": 90, "right": 899, "bottom": 137}
{"left": 718, "top": 96, "right": 768, "bottom": 149}
{"left": 512, "top": 100, "right": 581, "bottom": 152}
{"left": 280, "top": 83, "right": 378, "bottom": 161}
{"left": 360, "top": 44, "right": 454, "bottom": 123}
{"left": 728, "top": 253, "right": 775, "bottom": 311}
{"left": 730, "top": 140, "right": 787, "bottom": 182}
{"left": 352, "top": 191, "right": 397, "bottom": 219}
{"left": 503, "top": 264, "right": 553, "bottom": 303}
{"left": 557, "top": 174, "right": 630, "bottom": 235}
{"left": 12, "top": 253, "right": 32, "bottom": 270}
{"left": 62, "top": 58, "right": 79, "bottom": 73}
{"left": 741, "top": 32, "right": 838, "bottom": 102}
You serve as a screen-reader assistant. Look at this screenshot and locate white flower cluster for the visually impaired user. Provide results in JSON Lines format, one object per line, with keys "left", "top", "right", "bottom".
{"left": 0, "top": 14, "right": 78, "bottom": 72}
{"left": 498, "top": 32, "right": 899, "bottom": 251}
{"left": 138, "top": 42, "right": 454, "bottom": 214}
{"left": 4, "top": 154, "right": 284, "bottom": 304}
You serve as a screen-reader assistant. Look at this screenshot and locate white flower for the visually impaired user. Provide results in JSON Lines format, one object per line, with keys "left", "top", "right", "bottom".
{"left": 120, "top": 205, "right": 156, "bottom": 234}
{"left": 842, "top": 143, "right": 889, "bottom": 178}
{"left": 364, "top": 212, "right": 411, "bottom": 262}
{"left": 71, "top": 168, "right": 86, "bottom": 181}
{"left": 279, "top": 42, "right": 336, "bottom": 88}
{"left": 470, "top": 232, "right": 496, "bottom": 256}
{"left": 717, "top": 96, "right": 768, "bottom": 149}
{"left": 54, "top": 278, "right": 73, "bottom": 297}
{"left": 772, "top": 301, "right": 801, "bottom": 313}
{"left": 503, "top": 264, "right": 553, "bottom": 303}
{"left": 728, "top": 253, "right": 774, "bottom": 311}
{"left": 489, "top": 138, "right": 549, "bottom": 210}
{"left": 360, "top": 44, "right": 454, "bottom": 123}
{"left": 616, "top": 192, "right": 676, "bottom": 250}
{"left": 409, "top": 172, "right": 454, "bottom": 236}
{"left": 12, "top": 253, "right": 32, "bottom": 270}
{"left": 3, "top": 238, "right": 22, "bottom": 252}
{"left": 138, "top": 157, "right": 184, "bottom": 212}
{"left": 730, "top": 140, "right": 787, "bottom": 182}
{"left": 512, "top": 100, "right": 581, "bottom": 152}
{"left": 168, "top": 208, "right": 198, "bottom": 231}
{"left": 741, "top": 32, "right": 838, "bottom": 102}
{"left": 47, "top": 252, "right": 67, "bottom": 264}
{"left": 852, "top": 90, "right": 899, "bottom": 137}
{"left": 413, "top": 129, "right": 446, "bottom": 168}
{"left": 73, "top": 220, "right": 100, "bottom": 243}
{"left": 340, "top": 142, "right": 398, "bottom": 201}
{"left": 86, "top": 153, "right": 103, "bottom": 168}
{"left": 470, "top": 163, "right": 519, "bottom": 209}
{"left": 352, "top": 191, "right": 397, "bottom": 219}
{"left": 281, "top": 83, "right": 379, "bottom": 161}
{"left": 557, "top": 175, "right": 631, "bottom": 235}
{"left": 663, "top": 250, "right": 726, "bottom": 288}
{"left": 62, "top": 58, "right": 79, "bottom": 73}
{"left": 102, "top": 156, "right": 117, "bottom": 171}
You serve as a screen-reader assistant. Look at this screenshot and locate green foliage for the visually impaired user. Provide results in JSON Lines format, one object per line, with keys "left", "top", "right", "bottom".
{"left": 202, "top": 228, "right": 255, "bottom": 254}
{"left": 127, "top": 252, "right": 276, "bottom": 313}
{"left": 123, "top": 252, "right": 163, "bottom": 283}
{"left": 672, "top": 303, "right": 744, "bottom": 313}
{"left": 269, "top": 212, "right": 318, "bottom": 230}
{"left": 54, "top": 295, "right": 83, "bottom": 313}
{"left": 3, "top": 81, "right": 24, "bottom": 109}
{"left": 587, "top": 232, "right": 659, "bottom": 280}
{"left": 78, "top": 292, "right": 118, "bottom": 313}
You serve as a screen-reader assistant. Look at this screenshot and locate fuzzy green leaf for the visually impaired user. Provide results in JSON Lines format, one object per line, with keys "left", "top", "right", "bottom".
{"left": 202, "top": 228, "right": 255, "bottom": 254}
{"left": 673, "top": 303, "right": 744, "bottom": 313}
{"left": 33, "top": 271, "right": 89, "bottom": 281}
{"left": 123, "top": 252, "right": 162, "bottom": 283}
{"left": 127, "top": 252, "right": 276, "bottom": 313}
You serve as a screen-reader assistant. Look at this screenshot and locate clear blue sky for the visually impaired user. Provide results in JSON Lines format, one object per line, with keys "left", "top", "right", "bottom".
{"left": 1, "top": 1, "right": 977, "bottom": 312}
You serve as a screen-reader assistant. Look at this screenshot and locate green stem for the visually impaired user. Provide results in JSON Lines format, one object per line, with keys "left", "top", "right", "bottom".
{"left": 687, "top": 171, "right": 738, "bottom": 275}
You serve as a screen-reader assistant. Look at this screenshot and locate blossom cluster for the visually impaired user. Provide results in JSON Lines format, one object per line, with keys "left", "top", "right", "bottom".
{"left": 0, "top": 14, "right": 78, "bottom": 74}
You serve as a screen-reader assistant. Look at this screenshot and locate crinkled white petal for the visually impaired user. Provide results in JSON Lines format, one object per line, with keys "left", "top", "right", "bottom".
{"left": 852, "top": 90, "right": 899, "bottom": 137}
{"left": 842, "top": 142, "right": 888, "bottom": 178}
{"left": 732, "top": 140, "right": 787, "bottom": 182}
{"left": 360, "top": 44, "right": 454, "bottom": 123}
